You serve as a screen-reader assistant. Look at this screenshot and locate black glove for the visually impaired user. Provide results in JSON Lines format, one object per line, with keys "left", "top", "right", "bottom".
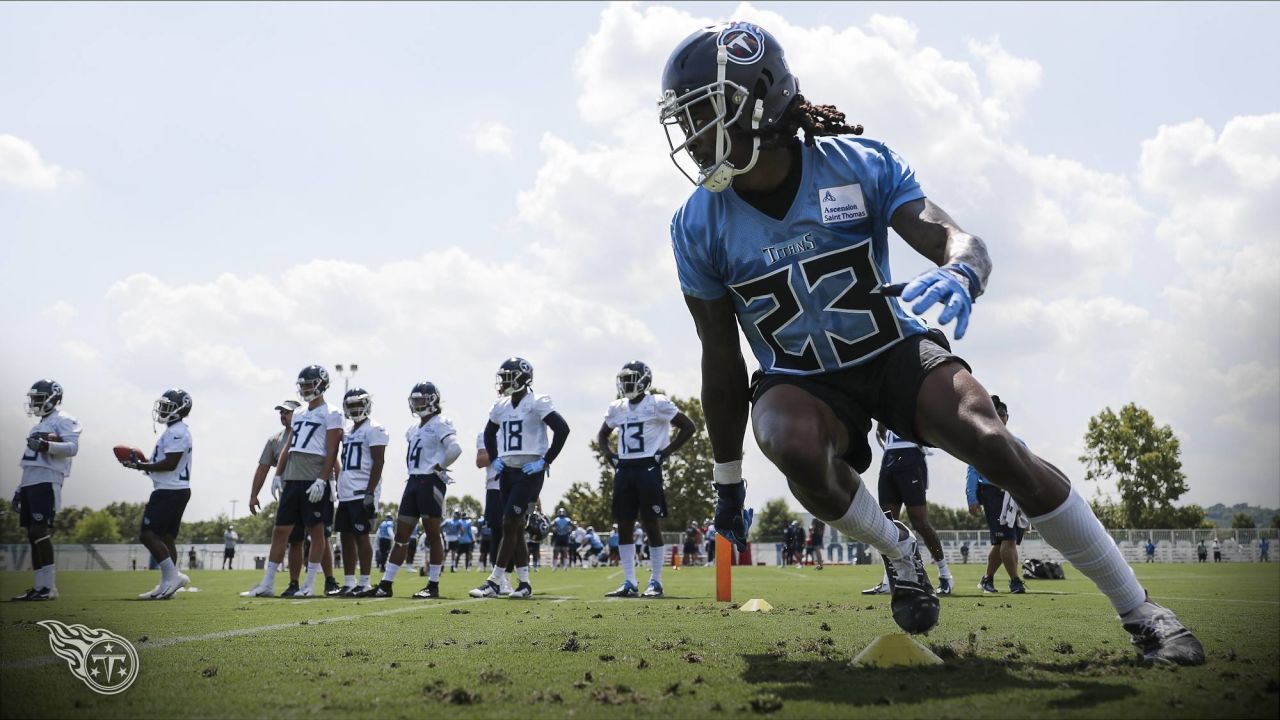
{"left": 362, "top": 494, "right": 376, "bottom": 514}
{"left": 26, "top": 435, "right": 49, "bottom": 453}
{"left": 11, "top": 490, "right": 21, "bottom": 514}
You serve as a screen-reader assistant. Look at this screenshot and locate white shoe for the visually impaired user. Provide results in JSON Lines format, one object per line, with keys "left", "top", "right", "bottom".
{"left": 139, "top": 583, "right": 162, "bottom": 600}
{"left": 159, "top": 573, "right": 191, "bottom": 599}
{"left": 240, "top": 584, "right": 274, "bottom": 597}
{"left": 294, "top": 585, "right": 315, "bottom": 597}
{"left": 498, "top": 577, "right": 514, "bottom": 596}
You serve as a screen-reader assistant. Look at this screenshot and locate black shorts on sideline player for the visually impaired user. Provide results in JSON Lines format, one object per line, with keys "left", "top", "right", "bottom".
{"left": 612, "top": 459, "right": 667, "bottom": 522}
{"left": 279, "top": 480, "right": 333, "bottom": 531}
{"left": 18, "top": 483, "right": 58, "bottom": 529}
{"left": 751, "top": 329, "right": 966, "bottom": 473}
{"left": 399, "top": 474, "right": 446, "bottom": 520}
{"left": 878, "top": 447, "right": 929, "bottom": 507}
{"left": 141, "top": 488, "right": 191, "bottom": 538}
{"left": 978, "top": 482, "right": 1024, "bottom": 546}
{"left": 335, "top": 499, "right": 372, "bottom": 535}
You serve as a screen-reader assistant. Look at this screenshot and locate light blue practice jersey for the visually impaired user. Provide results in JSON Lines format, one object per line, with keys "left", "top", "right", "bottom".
{"left": 672, "top": 136, "right": 929, "bottom": 375}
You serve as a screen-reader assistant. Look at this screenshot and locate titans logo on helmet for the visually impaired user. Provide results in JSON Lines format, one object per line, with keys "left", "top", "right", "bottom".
{"left": 718, "top": 23, "right": 765, "bottom": 64}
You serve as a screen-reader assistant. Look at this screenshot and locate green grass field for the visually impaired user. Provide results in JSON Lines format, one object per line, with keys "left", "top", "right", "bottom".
{"left": 1, "top": 563, "right": 1277, "bottom": 719}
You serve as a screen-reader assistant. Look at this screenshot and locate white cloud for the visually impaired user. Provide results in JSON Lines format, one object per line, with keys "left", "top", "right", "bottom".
{"left": 41, "top": 301, "right": 79, "bottom": 327}
{"left": 0, "top": 134, "right": 79, "bottom": 190}
{"left": 469, "top": 121, "right": 514, "bottom": 157}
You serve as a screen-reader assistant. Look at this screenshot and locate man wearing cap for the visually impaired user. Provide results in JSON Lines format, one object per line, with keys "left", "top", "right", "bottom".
{"left": 222, "top": 525, "right": 239, "bottom": 569}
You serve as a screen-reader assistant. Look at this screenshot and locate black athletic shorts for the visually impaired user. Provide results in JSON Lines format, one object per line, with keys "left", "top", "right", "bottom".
{"left": 398, "top": 474, "right": 446, "bottom": 520}
{"left": 141, "top": 488, "right": 191, "bottom": 538}
{"left": 479, "top": 537, "right": 491, "bottom": 555}
{"left": 978, "top": 482, "right": 1024, "bottom": 545}
{"left": 224, "top": 548, "right": 235, "bottom": 559}
{"left": 335, "top": 499, "right": 372, "bottom": 535}
{"left": 498, "top": 467, "right": 544, "bottom": 519}
{"left": 552, "top": 534, "right": 570, "bottom": 547}
{"left": 456, "top": 541, "right": 473, "bottom": 555}
{"left": 612, "top": 460, "right": 667, "bottom": 522}
{"left": 750, "top": 328, "right": 967, "bottom": 473}
{"left": 878, "top": 447, "right": 929, "bottom": 507}
{"left": 18, "top": 483, "right": 58, "bottom": 529}
{"left": 278, "top": 479, "right": 333, "bottom": 530}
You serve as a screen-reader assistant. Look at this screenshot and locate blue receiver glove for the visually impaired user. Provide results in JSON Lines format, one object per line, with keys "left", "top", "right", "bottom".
{"left": 901, "top": 262, "right": 983, "bottom": 339}
{"left": 490, "top": 458, "right": 505, "bottom": 474}
{"left": 522, "top": 458, "right": 546, "bottom": 475}
{"left": 713, "top": 482, "right": 754, "bottom": 553}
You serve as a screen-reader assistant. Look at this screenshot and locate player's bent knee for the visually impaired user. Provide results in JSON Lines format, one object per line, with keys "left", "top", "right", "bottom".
{"left": 757, "top": 425, "right": 828, "bottom": 477}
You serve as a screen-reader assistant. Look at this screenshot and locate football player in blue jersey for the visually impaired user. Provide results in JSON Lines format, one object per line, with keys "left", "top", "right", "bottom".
{"left": 549, "top": 508, "right": 574, "bottom": 571}
{"left": 659, "top": 22, "right": 1202, "bottom": 664}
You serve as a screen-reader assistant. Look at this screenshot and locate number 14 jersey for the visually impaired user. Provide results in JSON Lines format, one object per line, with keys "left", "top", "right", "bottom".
{"left": 671, "top": 135, "right": 929, "bottom": 376}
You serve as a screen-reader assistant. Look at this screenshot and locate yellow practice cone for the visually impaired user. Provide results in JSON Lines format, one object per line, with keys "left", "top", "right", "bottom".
{"left": 852, "top": 633, "right": 944, "bottom": 667}
{"left": 739, "top": 598, "right": 773, "bottom": 613}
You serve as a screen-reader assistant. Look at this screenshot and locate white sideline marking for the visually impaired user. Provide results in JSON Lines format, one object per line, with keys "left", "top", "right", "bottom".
{"left": 1, "top": 597, "right": 486, "bottom": 671}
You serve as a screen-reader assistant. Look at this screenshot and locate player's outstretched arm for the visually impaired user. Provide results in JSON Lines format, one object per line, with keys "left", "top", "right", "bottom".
{"left": 683, "top": 294, "right": 748, "bottom": 463}
{"left": 890, "top": 198, "right": 992, "bottom": 339}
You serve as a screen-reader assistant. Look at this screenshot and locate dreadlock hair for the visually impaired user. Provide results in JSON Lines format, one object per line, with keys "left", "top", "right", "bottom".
{"left": 759, "top": 95, "right": 864, "bottom": 148}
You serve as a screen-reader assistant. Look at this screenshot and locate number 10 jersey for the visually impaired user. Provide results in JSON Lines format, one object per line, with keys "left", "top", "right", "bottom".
{"left": 671, "top": 135, "right": 929, "bottom": 376}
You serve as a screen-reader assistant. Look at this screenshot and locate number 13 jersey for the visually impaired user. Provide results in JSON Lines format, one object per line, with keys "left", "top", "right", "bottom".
{"left": 604, "top": 394, "right": 679, "bottom": 460}
{"left": 671, "top": 135, "right": 929, "bottom": 376}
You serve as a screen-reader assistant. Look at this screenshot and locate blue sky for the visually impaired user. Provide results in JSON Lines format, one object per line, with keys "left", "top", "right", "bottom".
{"left": 2, "top": 2, "right": 1277, "bottom": 522}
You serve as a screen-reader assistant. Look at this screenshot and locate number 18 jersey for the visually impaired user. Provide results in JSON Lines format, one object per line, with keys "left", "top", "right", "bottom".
{"left": 488, "top": 393, "right": 555, "bottom": 459}
{"left": 671, "top": 135, "right": 929, "bottom": 376}
{"left": 604, "top": 393, "right": 679, "bottom": 460}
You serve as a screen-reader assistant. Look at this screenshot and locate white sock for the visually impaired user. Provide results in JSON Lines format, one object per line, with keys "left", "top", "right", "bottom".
{"left": 649, "top": 548, "right": 664, "bottom": 582}
{"left": 383, "top": 562, "right": 400, "bottom": 583}
{"left": 881, "top": 569, "right": 890, "bottom": 586}
{"left": 344, "top": 574, "right": 356, "bottom": 587}
{"left": 827, "top": 486, "right": 904, "bottom": 558}
{"left": 516, "top": 566, "right": 530, "bottom": 583}
{"left": 489, "top": 567, "right": 505, "bottom": 583}
{"left": 428, "top": 564, "right": 442, "bottom": 582}
{"left": 1029, "top": 487, "right": 1146, "bottom": 615}
{"left": 262, "top": 562, "right": 278, "bottom": 588}
{"left": 937, "top": 559, "right": 952, "bottom": 579}
{"left": 159, "top": 557, "right": 176, "bottom": 583}
{"left": 358, "top": 574, "right": 370, "bottom": 586}
{"left": 619, "top": 543, "right": 637, "bottom": 585}
{"left": 302, "top": 562, "right": 320, "bottom": 589}
{"left": 35, "top": 565, "right": 51, "bottom": 589}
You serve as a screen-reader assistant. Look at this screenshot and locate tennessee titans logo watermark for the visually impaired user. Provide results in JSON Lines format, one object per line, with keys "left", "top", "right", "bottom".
{"left": 38, "top": 620, "right": 139, "bottom": 695}
{"left": 718, "top": 24, "right": 765, "bottom": 65}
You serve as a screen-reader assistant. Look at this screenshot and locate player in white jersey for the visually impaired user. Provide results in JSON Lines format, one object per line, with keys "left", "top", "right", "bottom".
{"left": 471, "top": 358, "right": 571, "bottom": 599}
{"left": 11, "top": 380, "right": 81, "bottom": 601}
{"left": 330, "top": 388, "right": 388, "bottom": 597}
{"left": 474, "top": 432, "right": 505, "bottom": 582}
{"left": 597, "top": 362, "right": 695, "bottom": 598}
{"left": 371, "top": 382, "right": 462, "bottom": 599}
{"left": 242, "top": 365, "right": 344, "bottom": 598}
{"left": 120, "top": 389, "right": 195, "bottom": 600}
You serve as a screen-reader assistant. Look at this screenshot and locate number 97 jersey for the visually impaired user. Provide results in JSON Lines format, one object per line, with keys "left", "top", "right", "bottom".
{"left": 604, "top": 394, "right": 679, "bottom": 460}
{"left": 671, "top": 135, "right": 930, "bottom": 376}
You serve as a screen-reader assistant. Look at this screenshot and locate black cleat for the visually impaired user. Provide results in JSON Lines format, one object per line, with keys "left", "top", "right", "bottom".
{"left": 1122, "top": 597, "right": 1206, "bottom": 666}
{"left": 279, "top": 582, "right": 301, "bottom": 598}
{"left": 979, "top": 576, "right": 998, "bottom": 594}
{"left": 324, "top": 577, "right": 340, "bottom": 595}
{"left": 883, "top": 521, "right": 940, "bottom": 635}
{"left": 605, "top": 581, "right": 639, "bottom": 598}
{"left": 1009, "top": 578, "right": 1027, "bottom": 594}
{"left": 11, "top": 588, "right": 36, "bottom": 602}
{"left": 412, "top": 582, "right": 440, "bottom": 599}
{"left": 350, "top": 585, "right": 374, "bottom": 598}
{"left": 328, "top": 585, "right": 353, "bottom": 597}
{"left": 27, "top": 587, "right": 58, "bottom": 601}
{"left": 371, "top": 581, "right": 394, "bottom": 598}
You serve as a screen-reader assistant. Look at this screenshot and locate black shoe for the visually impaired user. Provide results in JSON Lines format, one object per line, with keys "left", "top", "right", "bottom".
{"left": 328, "top": 585, "right": 353, "bottom": 597}
{"left": 1122, "top": 596, "right": 1206, "bottom": 665}
{"left": 27, "top": 587, "right": 58, "bottom": 601}
{"left": 10, "top": 588, "right": 36, "bottom": 602}
{"left": 371, "top": 581, "right": 394, "bottom": 598}
{"left": 883, "top": 521, "right": 940, "bottom": 635}
{"left": 1009, "top": 578, "right": 1027, "bottom": 594}
{"left": 508, "top": 582, "right": 533, "bottom": 599}
{"left": 279, "top": 582, "right": 301, "bottom": 598}
{"left": 350, "top": 585, "right": 374, "bottom": 597}
{"left": 412, "top": 582, "right": 439, "bottom": 599}
{"left": 979, "top": 576, "right": 998, "bottom": 594}
{"left": 324, "top": 577, "right": 340, "bottom": 595}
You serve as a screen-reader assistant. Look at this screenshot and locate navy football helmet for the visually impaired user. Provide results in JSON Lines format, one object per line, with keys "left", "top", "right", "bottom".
{"left": 296, "top": 365, "right": 330, "bottom": 402}
{"left": 495, "top": 357, "right": 533, "bottom": 397}
{"left": 153, "top": 388, "right": 193, "bottom": 424}
{"left": 526, "top": 512, "right": 550, "bottom": 542}
{"left": 25, "top": 379, "right": 63, "bottom": 417}
{"left": 616, "top": 361, "right": 653, "bottom": 401}
{"left": 659, "top": 22, "right": 799, "bottom": 192}
{"left": 344, "top": 387, "right": 372, "bottom": 421}
{"left": 408, "top": 382, "right": 441, "bottom": 417}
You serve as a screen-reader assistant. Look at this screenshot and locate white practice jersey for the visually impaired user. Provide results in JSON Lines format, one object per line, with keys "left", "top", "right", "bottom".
{"left": 405, "top": 414, "right": 458, "bottom": 476}
{"left": 338, "top": 418, "right": 390, "bottom": 502}
{"left": 604, "top": 393, "right": 679, "bottom": 460}
{"left": 288, "top": 402, "right": 344, "bottom": 456}
{"left": 19, "top": 410, "right": 82, "bottom": 487}
{"left": 149, "top": 420, "right": 193, "bottom": 490}
{"left": 476, "top": 431, "right": 499, "bottom": 491}
{"left": 488, "top": 393, "right": 555, "bottom": 459}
